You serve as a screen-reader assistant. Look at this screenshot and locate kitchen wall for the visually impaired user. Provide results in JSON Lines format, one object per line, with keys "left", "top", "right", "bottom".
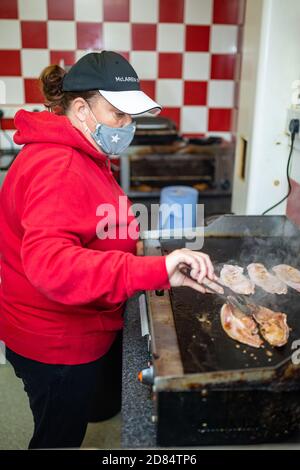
{"left": 231, "top": 0, "right": 300, "bottom": 222}
{"left": 0, "top": 0, "right": 245, "bottom": 150}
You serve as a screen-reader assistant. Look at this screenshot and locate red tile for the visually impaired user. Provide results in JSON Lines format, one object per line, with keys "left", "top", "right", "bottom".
{"left": 213, "top": 0, "right": 240, "bottom": 24}
{"left": 24, "top": 79, "right": 44, "bottom": 103}
{"left": 211, "top": 54, "right": 236, "bottom": 80}
{"left": 0, "top": 51, "right": 21, "bottom": 76}
{"left": 185, "top": 25, "right": 210, "bottom": 52}
{"left": 1, "top": 118, "right": 15, "bottom": 130}
{"left": 50, "top": 51, "right": 75, "bottom": 66}
{"left": 21, "top": 21, "right": 47, "bottom": 48}
{"left": 47, "top": 0, "right": 74, "bottom": 20}
{"left": 159, "top": 0, "right": 184, "bottom": 23}
{"left": 140, "top": 80, "right": 156, "bottom": 100}
{"left": 160, "top": 107, "right": 181, "bottom": 129}
{"left": 0, "top": 0, "right": 18, "bottom": 18}
{"left": 208, "top": 109, "right": 232, "bottom": 131}
{"left": 132, "top": 24, "right": 156, "bottom": 51}
{"left": 103, "top": 0, "right": 129, "bottom": 22}
{"left": 76, "top": 23, "right": 103, "bottom": 50}
{"left": 184, "top": 81, "right": 207, "bottom": 105}
{"left": 287, "top": 179, "right": 300, "bottom": 227}
{"left": 158, "top": 53, "right": 182, "bottom": 79}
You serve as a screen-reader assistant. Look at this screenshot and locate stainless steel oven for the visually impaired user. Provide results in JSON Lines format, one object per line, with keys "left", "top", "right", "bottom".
{"left": 121, "top": 142, "right": 234, "bottom": 198}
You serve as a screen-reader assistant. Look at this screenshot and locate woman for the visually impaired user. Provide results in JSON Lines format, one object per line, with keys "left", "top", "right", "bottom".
{"left": 0, "top": 51, "right": 216, "bottom": 449}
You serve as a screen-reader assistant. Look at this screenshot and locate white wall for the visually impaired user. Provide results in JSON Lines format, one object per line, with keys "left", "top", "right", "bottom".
{"left": 232, "top": 0, "right": 300, "bottom": 215}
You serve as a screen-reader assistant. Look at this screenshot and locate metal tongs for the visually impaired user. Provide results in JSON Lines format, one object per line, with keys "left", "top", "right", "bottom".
{"left": 179, "top": 264, "right": 255, "bottom": 316}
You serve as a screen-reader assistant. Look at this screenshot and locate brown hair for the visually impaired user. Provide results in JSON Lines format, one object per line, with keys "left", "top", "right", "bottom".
{"left": 39, "top": 64, "right": 99, "bottom": 114}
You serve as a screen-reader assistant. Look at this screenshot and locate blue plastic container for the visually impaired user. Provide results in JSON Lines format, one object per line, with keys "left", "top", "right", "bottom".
{"left": 158, "top": 186, "right": 198, "bottom": 231}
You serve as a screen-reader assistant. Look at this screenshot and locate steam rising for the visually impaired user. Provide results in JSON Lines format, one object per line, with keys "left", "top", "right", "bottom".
{"left": 212, "top": 235, "right": 300, "bottom": 310}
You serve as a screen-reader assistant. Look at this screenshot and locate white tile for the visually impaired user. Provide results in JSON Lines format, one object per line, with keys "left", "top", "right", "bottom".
{"left": 75, "top": 0, "right": 103, "bottom": 22}
{"left": 130, "top": 52, "right": 157, "bottom": 79}
{"left": 75, "top": 49, "right": 104, "bottom": 63}
{"left": 76, "top": 50, "right": 93, "bottom": 61}
{"left": 103, "top": 23, "right": 131, "bottom": 51}
{"left": 158, "top": 24, "right": 184, "bottom": 52}
{"left": 0, "top": 80, "right": 6, "bottom": 105}
{"left": 0, "top": 105, "right": 44, "bottom": 118}
{"left": 18, "top": 0, "right": 47, "bottom": 20}
{"left": 0, "top": 20, "right": 21, "bottom": 49}
{"left": 184, "top": 0, "right": 212, "bottom": 24}
{"left": 181, "top": 106, "right": 207, "bottom": 133}
{"left": 208, "top": 80, "right": 235, "bottom": 108}
{"left": 183, "top": 53, "right": 210, "bottom": 80}
{"left": 76, "top": 49, "right": 118, "bottom": 64}
{"left": 48, "top": 21, "right": 76, "bottom": 50}
{"left": 24, "top": 104, "right": 45, "bottom": 112}
{"left": 156, "top": 79, "right": 183, "bottom": 107}
{"left": 211, "top": 25, "right": 238, "bottom": 53}
{"left": 0, "top": 78, "right": 24, "bottom": 105}
{"left": 0, "top": 106, "right": 16, "bottom": 118}
{"left": 21, "top": 50, "right": 50, "bottom": 78}
{"left": 130, "top": 0, "right": 158, "bottom": 23}
{"left": 0, "top": 130, "right": 23, "bottom": 150}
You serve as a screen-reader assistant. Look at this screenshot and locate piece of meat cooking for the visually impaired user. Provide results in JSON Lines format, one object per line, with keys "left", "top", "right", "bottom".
{"left": 247, "top": 263, "right": 287, "bottom": 294}
{"left": 253, "top": 306, "right": 289, "bottom": 347}
{"left": 220, "top": 303, "right": 263, "bottom": 348}
{"left": 220, "top": 264, "right": 255, "bottom": 295}
{"left": 272, "top": 264, "right": 300, "bottom": 293}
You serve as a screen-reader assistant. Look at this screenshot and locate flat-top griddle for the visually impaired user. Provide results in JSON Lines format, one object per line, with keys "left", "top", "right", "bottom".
{"left": 141, "top": 216, "right": 300, "bottom": 446}
{"left": 161, "top": 236, "right": 300, "bottom": 374}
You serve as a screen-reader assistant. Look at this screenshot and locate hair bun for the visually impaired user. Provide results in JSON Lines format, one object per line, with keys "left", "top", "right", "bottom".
{"left": 39, "top": 65, "right": 66, "bottom": 111}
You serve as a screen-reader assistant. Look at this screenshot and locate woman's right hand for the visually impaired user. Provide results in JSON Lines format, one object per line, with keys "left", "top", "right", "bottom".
{"left": 165, "top": 248, "right": 218, "bottom": 294}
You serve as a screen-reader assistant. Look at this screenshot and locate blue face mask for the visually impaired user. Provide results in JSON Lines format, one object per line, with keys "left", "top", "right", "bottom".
{"left": 86, "top": 106, "right": 136, "bottom": 155}
{"left": 91, "top": 121, "right": 136, "bottom": 155}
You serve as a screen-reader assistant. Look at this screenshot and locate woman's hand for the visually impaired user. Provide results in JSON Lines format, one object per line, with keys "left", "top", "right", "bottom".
{"left": 165, "top": 248, "right": 218, "bottom": 294}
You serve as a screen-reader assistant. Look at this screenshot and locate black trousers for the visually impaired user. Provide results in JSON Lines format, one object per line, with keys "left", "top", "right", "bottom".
{"left": 6, "top": 331, "right": 122, "bottom": 449}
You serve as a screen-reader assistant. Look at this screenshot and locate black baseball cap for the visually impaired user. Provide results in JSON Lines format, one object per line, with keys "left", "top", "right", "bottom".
{"left": 62, "top": 51, "right": 161, "bottom": 116}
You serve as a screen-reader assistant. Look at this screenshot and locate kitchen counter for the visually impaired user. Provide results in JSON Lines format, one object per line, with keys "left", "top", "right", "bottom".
{"left": 121, "top": 293, "right": 300, "bottom": 449}
{"left": 121, "top": 293, "right": 156, "bottom": 448}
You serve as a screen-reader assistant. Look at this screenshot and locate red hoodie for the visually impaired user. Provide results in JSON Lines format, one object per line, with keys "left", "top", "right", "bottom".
{"left": 0, "top": 110, "right": 170, "bottom": 365}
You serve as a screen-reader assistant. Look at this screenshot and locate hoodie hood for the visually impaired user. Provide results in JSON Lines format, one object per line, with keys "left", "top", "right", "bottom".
{"left": 14, "top": 109, "right": 108, "bottom": 165}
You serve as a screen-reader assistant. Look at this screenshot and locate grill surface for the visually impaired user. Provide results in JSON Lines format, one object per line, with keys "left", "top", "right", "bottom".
{"left": 143, "top": 217, "right": 300, "bottom": 445}
{"left": 161, "top": 235, "right": 300, "bottom": 374}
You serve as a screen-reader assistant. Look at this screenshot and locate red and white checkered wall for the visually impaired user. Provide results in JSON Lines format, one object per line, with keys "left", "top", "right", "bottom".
{"left": 0, "top": 0, "right": 245, "bottom": 147}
